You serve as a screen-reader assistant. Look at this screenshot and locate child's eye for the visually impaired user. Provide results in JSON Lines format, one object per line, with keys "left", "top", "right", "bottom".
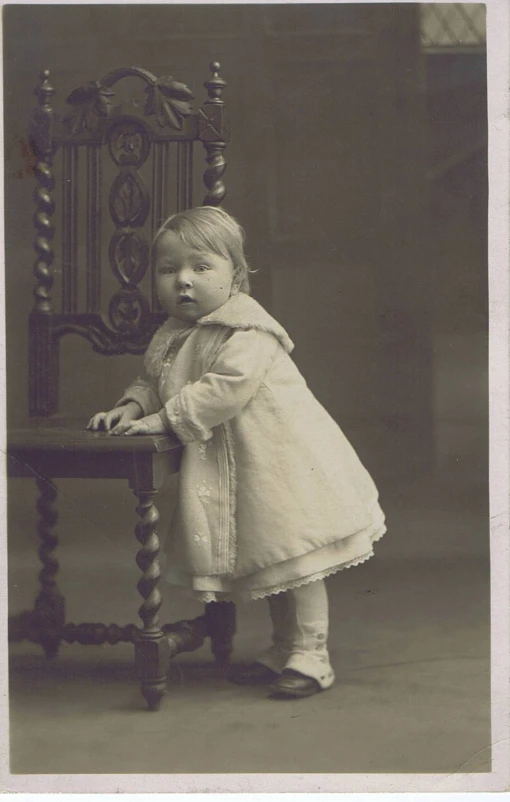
{"left": 158, "top": 266, "right": 176, "bottom": 275}
{"left": 194, "top": 264, "right": 210, "bottom": 273}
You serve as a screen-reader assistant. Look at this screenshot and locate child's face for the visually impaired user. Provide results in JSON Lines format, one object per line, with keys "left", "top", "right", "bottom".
{"left": 155, "top": 231, "right": 236, "bottom": 322}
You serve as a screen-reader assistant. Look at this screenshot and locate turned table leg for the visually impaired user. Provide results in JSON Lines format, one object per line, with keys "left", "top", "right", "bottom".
{"left": 133, "top": 487, "right": 170, "bottom": 711}
{"left": 34, "top": 476, "right": 65, "bottom": 659}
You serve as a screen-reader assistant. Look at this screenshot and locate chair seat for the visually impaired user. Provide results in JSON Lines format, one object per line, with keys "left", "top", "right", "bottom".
{"left": 8, "top": 417, "right": 183, "bottom": 481}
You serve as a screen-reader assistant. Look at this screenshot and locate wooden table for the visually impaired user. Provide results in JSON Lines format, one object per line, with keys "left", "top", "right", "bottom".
{"left": 7, "top": 419, "right": 235, "bottom": 710}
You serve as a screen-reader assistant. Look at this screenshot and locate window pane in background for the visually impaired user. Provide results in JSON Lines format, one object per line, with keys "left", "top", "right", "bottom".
{"left": 420, "top": 3, "right": 486, "bottom": 49}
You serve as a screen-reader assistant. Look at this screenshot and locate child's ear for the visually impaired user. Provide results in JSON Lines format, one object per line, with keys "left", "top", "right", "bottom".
{"left": 230, "top": 269, "right": 241, "bottom": 295}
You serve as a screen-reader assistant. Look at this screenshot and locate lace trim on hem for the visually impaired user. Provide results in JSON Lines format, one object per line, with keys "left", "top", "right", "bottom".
{"left": 247, "top": 547, "right": 376, "bottom": 600}
{"left": 180, "top": 527, "right": 386, "bottom": 603}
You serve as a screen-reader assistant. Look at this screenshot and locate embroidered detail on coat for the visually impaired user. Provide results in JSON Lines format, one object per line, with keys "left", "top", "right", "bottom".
{"left": 197, "top": 442, "right": 209, "bottom": 461}
{"left": 193, "top": 531, "right": 208, "bottom": 545}
{"left": 144, "top": 324, "right": 192, "bottom": 379}
{"left": 215, "top": 420, "right": 237, "bottom": 575}
{"left": 162, "top": 332, "right": 188, "bottom": 371}
{"left": 196, "top": 483, "right": 212, "bottom": 504}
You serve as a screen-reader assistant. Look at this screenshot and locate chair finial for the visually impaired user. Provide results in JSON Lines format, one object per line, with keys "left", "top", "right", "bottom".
{"left": 35, "top": 70, "right": 55, "bottom": 109}
{"left": 204, "top": 61, "right": 226, "bottom": 104}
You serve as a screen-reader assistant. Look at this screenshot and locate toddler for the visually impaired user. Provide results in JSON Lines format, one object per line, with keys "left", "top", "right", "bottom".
{"left": 88, "top": 206, "right": 386, "bottom": 699}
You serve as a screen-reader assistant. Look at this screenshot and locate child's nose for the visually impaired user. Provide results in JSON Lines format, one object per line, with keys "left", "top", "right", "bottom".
{"left": 176, "top": 270, "right": 193, "bottom": 288}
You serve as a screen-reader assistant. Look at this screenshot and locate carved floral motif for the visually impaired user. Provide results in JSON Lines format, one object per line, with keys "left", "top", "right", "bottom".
{"left": 108, "top": 287, "right": 149, "bottom": 333}
{"left": 108, "top": 120, "right": 150, "bottom": 167}
{"left": 64, "top": 81, "right": 114, "bottom": 135}
{"left": 109, "top": 231, "right": 149, "bottom": 285}
{"left": 109, "top": 171, "right": 150, "bottom": 227}
{"left": 144, "top": 77, "right": 194, "bottom": 130}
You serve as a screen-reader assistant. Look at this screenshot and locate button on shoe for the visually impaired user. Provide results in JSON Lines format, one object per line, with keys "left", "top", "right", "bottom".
{"left": 269, "top": 669, "right": 321, "bottom": 699}
{"left": 229, "top": 662, "right": 279, "bottom": 685}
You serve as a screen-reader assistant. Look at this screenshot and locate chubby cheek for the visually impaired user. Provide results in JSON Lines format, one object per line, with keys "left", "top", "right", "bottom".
{"left": 156, "top": 275, "right": 174, "bottom": 294}
{"left": 207, "top": 275, "right": 234, "bottom": 297}
{"left": 210, "top": 285, "right": 231, "bottom": 300}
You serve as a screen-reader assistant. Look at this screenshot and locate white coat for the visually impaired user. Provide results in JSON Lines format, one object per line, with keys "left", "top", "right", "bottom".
{"left": 118, "top": 292, "right": 386, "bottom": 601}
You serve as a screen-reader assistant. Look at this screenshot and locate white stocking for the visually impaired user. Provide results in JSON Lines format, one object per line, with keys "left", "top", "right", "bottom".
{"left": 257, "top": 579, "right": 335, "bottom": 689}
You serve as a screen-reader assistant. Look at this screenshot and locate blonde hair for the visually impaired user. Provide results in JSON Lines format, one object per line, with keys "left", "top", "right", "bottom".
{"left": 153, "top": 206, "right": 253, "bottom": 294}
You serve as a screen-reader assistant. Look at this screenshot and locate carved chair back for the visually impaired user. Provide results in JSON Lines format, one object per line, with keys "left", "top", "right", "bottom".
{"left": 29, "top": 63, "right": 229, "bottom": 416}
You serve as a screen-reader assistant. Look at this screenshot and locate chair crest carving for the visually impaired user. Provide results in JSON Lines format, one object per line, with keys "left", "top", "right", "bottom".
{"left": 64, "top": 70, "right": 196, "bottom": 137}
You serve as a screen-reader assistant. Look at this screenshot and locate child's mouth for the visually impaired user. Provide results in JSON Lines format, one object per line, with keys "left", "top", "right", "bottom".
{"left": 177, "top": 295, "right": 196, "bottom": 305}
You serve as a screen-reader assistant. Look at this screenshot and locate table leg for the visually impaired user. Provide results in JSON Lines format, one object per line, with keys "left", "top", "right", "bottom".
{"left": 133, "top": 488, "right": 170, "bottom": 711}
{"left": 34, "top": 476, "right": 65, "bottom": 659}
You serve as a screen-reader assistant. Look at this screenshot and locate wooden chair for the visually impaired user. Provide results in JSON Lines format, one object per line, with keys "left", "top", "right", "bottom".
{"left": 8, "top": 63, "right": 236, "bottom": 711}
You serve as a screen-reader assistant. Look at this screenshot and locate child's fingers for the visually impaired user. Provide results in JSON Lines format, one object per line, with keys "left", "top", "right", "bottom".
{"left": 103, "top": 410, "right": 121, "bottom": 431}
{"left": 122, "top": 424, "right": 143, "bottom": 436}
{"left": 108, "top": 423, "right": 128, "bottom": 435}
{"left": 86, "top": 413, "right": 106, "bottom": 431}
{"left": 88, "top": 408, "right": 134, "bottom": 432}
{"left": 108, "top": 418, "right": 138, "bottom": 435}
{"left": 108, "top": 416, "right": 154, "bottom": 436}
{"left": 121, "top": 421, "right": 150, "bottom": 436}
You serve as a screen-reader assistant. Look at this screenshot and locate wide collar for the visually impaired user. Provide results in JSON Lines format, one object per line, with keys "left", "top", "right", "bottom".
{"left": 145, "top": 294, "right": 294, "bottom": 378}
{"left": 195, "top": 293, "right": 294, "bottom": 354}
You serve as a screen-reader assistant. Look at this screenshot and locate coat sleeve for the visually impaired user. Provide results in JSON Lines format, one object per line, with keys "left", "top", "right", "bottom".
{"left": 115, "top": 374, "right": 162, "bottom": 417}
{"left": 162, "top": 328, "right": 280, "bottom": 443}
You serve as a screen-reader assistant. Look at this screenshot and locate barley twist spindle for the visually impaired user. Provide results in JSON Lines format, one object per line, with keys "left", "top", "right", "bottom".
{"left": 135, "top": 490, "right": 162, "bottom": 632}
{"left": 32, "top": 70, "right": 56, "bottom": 314}
{"left": 203, "top": 143, "right": 227, "bottom": 207}
{"left": 134, "top": 489, "right": 168, "bottom": 709}
{"left": 201, "top": 62, "right": 228, "bottom": 206}
{"left": 35, "top": 477, "right": 59, "bottom": 593}
{"left": 34, "top": 477, "right": 64, "bottom": 658}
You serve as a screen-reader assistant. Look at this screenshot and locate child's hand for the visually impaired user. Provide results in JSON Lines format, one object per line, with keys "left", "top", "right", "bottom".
{"left": 87, "top": 402, "right": 143, "bottom": 433}
{"left": 110, "top": 412, "right": 168, "bottom": 437}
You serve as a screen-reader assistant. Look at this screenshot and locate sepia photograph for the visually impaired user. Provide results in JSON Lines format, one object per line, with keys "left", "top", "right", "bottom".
{"left": 1, "top": 0, "right": 508, "bottom": 793}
